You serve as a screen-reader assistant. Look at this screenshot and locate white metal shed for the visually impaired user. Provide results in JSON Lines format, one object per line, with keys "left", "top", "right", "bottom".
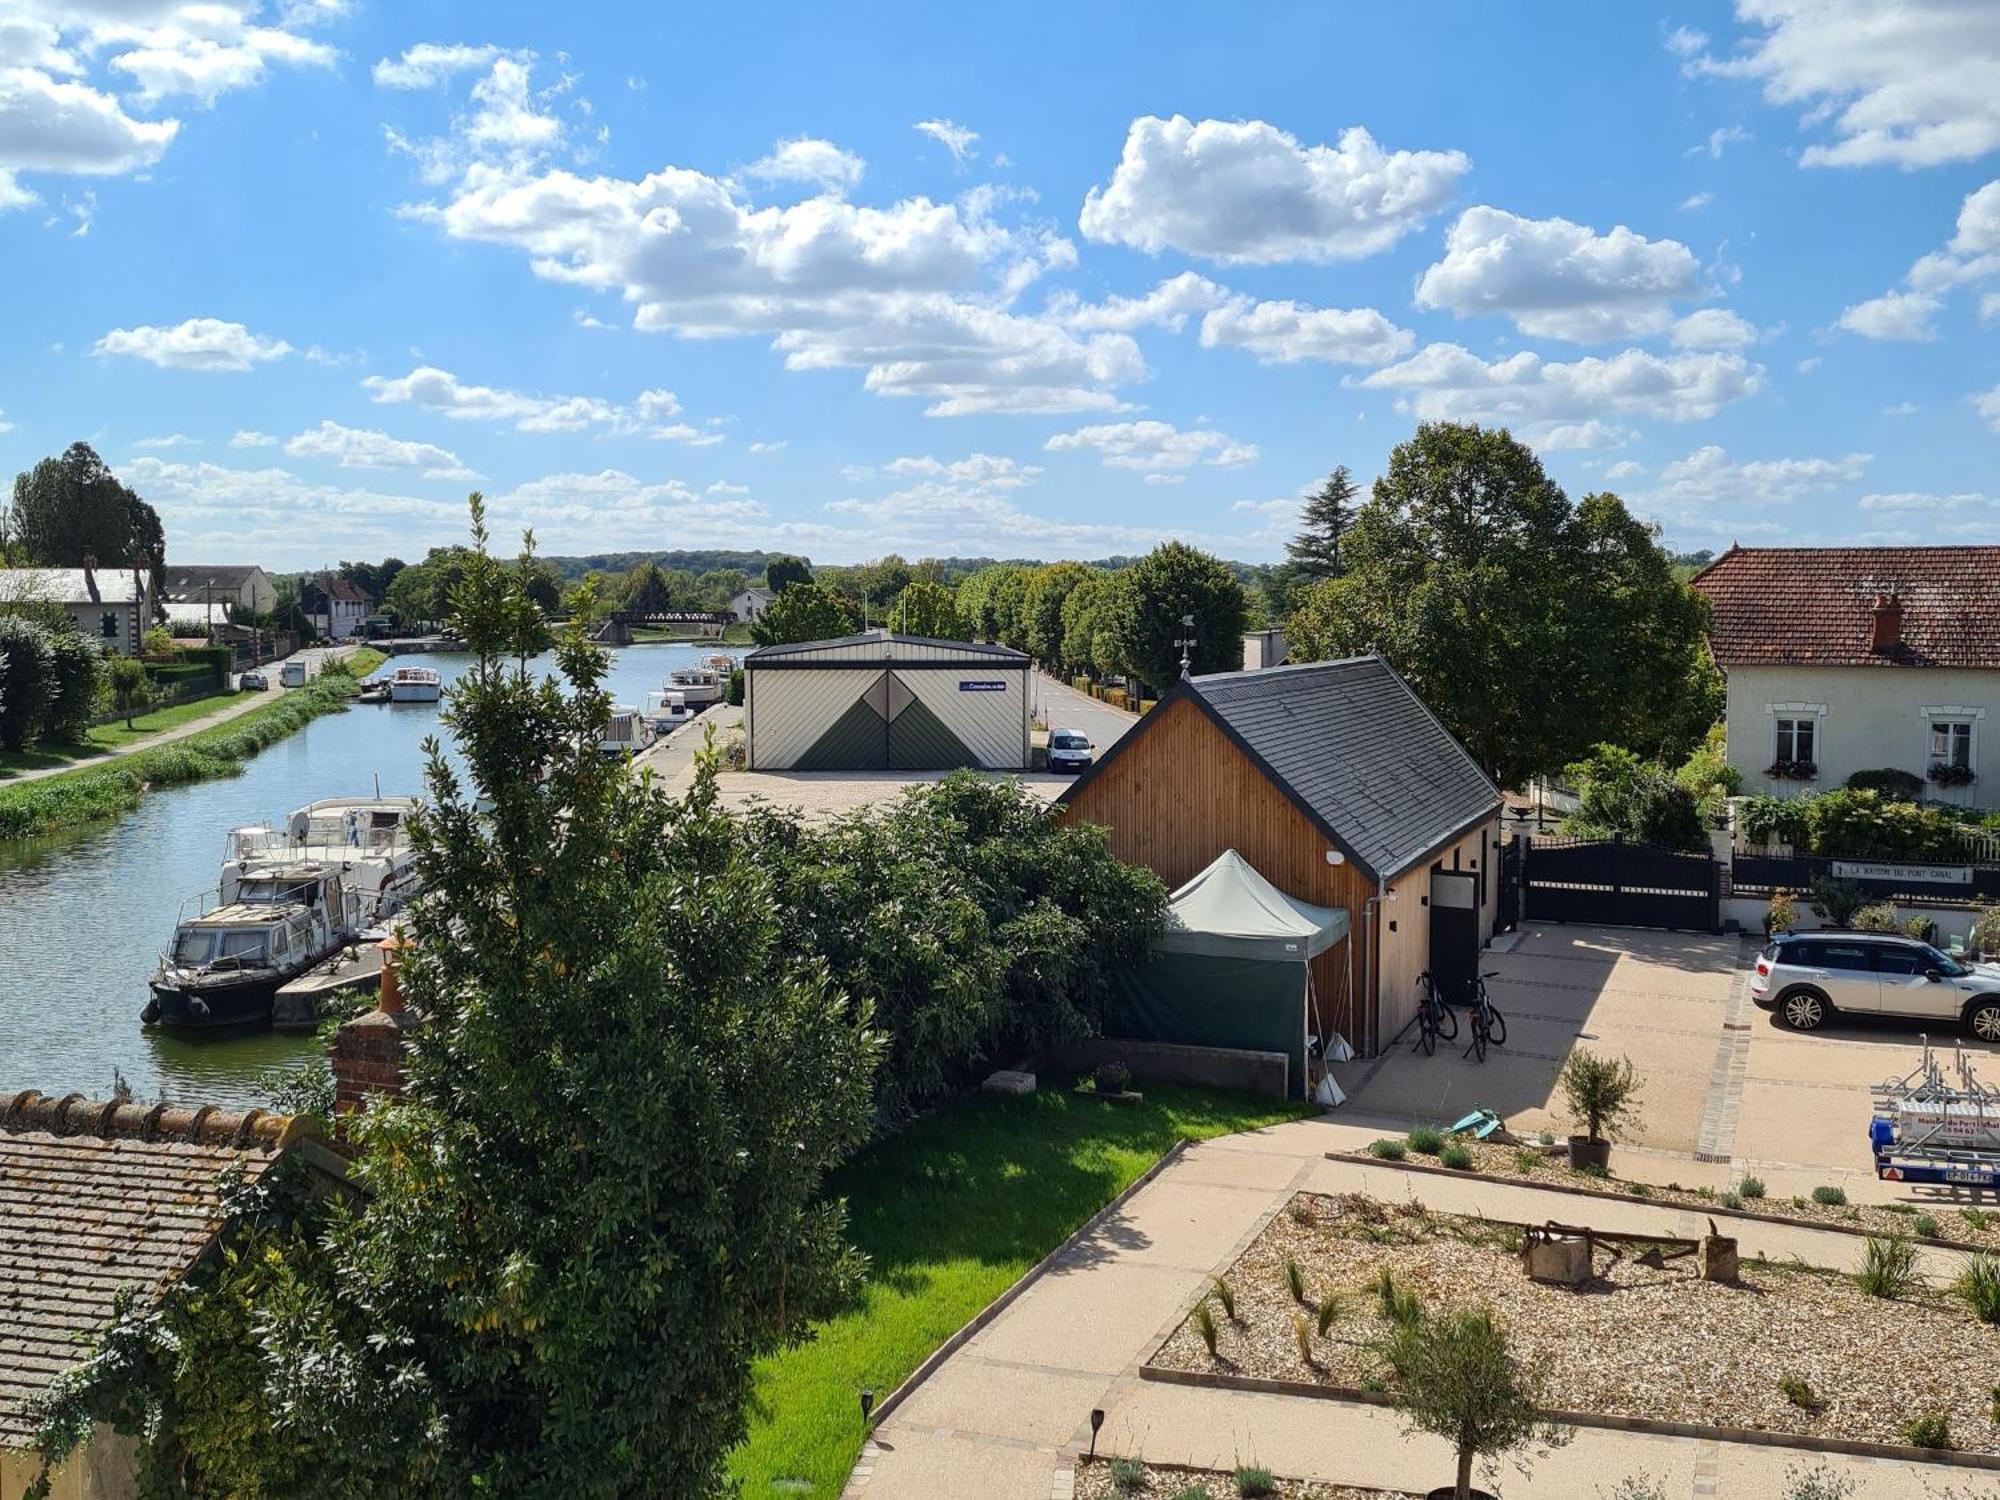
{"left": 744, "top": 630, "right": 1031, "bottom": 771}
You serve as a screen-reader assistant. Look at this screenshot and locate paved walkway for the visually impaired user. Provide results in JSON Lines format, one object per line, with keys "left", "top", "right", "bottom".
{"left": 851, "top": 1114, "right": 1985, "bottom": 1500}
{"left": 2, "top": 645, "right": 359, "bottom": 785}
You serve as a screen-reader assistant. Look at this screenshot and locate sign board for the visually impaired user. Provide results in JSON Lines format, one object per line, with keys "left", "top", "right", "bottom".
{"left": 1832, "top": 860, "right": 1973, "bottom": 886}
{"left": 958, "top": 680, "right": 1007, "bottom": 692}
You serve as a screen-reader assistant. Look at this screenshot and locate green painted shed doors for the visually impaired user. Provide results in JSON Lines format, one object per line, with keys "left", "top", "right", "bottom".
{"left": 789, "top": 670, "right": 982, "bottom": 771}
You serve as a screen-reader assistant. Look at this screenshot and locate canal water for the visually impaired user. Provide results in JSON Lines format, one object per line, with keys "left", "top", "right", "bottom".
{"left": 0, "top": 644, "right": 726, "bottom": 1109}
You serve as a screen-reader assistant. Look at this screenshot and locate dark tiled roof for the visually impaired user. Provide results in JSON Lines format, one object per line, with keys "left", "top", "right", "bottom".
{"left": 747, "top": 629, "right": 1027, "bottom": 661}
{"left": 161, "top": 565, "right": 263, "bottom": 596}
{"left": 1060, "top": 654, "right": 1500, "bottom": 883}
{"left": 306, "top": 576, "right": 371, "bottom": 604}
{"left": 1691, "top": 546, "right": 2000, "bottom": 669}
{"left": 0, "top": 1092, "right": 321, "bottom": 1444}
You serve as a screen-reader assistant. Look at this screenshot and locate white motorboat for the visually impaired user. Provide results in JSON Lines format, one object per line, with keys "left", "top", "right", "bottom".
{"left": 598, "top": 704, "right": 655, "bottom": 760}
{"left": 642, "top": 689, "right": 696, "bottom": 734}
{"left": 667, "top": 664, "right": 723, "bottom": 707}
{"left": 144, "top": 865, "right": 358, "bottom": 1029}
{"left": 389, "top": 665, "right": 443, "bottom": 702}
{"left": 224, "top": 797, "right": 423, "bottom": 931}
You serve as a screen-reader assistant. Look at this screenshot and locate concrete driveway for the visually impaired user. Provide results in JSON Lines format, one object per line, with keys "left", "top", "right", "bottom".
{"left": 1338, "top": 920, "right": 2000, "bottom": 1199}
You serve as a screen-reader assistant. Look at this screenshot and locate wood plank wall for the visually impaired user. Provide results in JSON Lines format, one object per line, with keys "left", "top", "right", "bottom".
{"left": 1059, "top": 696, "right": 1378, "bottom": 1049}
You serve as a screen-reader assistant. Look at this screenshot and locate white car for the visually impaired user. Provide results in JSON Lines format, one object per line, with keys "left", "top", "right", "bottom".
{"left": 1752, "top": 932, "right": 2000, "bottom": 1039}
{"left": 1047, "top": 728, "right": 1094, "bottom": 774}
{"left": 238, "top": 670, "right": 268, "bottom": 691}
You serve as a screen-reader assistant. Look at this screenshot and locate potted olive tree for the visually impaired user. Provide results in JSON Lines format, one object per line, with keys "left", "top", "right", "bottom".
{"left": 1560, "top": 1050, "right": 1640, "bottom": 1171}
{"left": 1382, "top": 1304, "right": 1563, "bottom": 1500}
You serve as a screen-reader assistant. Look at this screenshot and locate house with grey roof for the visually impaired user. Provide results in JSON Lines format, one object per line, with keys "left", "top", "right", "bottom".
{"left": 0, "top": 564, "right": 154, "bottom": 657}
{"left": 159, "top": 565, "right": 277, "bottom": 625}
{"left": 1058, "top": 654, "right": 1503, "bottom": 1055}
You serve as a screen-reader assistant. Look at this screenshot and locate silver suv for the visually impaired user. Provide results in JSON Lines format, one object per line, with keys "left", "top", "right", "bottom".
{"left": 1752, "top": 932, "right": 2000, "bottom": 1039}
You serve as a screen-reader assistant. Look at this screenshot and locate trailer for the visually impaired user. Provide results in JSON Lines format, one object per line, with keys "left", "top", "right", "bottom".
{"left": 1870, "top": 1037, "right": 2000, "bottom": 1189}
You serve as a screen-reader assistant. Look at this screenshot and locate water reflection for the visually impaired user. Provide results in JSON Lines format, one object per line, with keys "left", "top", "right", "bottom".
{"left": 0, "top": 644, "right": 726, "bottom": 1108}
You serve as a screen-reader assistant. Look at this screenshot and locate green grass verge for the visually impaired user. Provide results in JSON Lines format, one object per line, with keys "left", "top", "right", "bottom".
{"left": 0, "top": 691, "right": 249, "bottom": 776}
{"left": 0, "top": 649, "right": 386, "bottom": 841}
{"left": 728, "top": 1082, "right": 1313, "bottom": 1497}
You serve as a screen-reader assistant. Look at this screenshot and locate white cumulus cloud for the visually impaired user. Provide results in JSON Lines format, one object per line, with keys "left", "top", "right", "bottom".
{"left": 1199, "top": 298, "right": 1414, "bottom": 366}
{"left": 282, "top": 419, "right": 479, "bottom": 480}
{"left": 1671, "top": 308, "right": 1761, "bottom": 348}
{"left": 93, "top": 317, "right": 292, "bottom": 371}
{"left": 1045, "top": 420, "right": 1257, "bottom": 472}
{"left": 1079, "top": 114, "right": 1469, "bottom": 264}
{"left": 743, "top": 137, "right": 865, "bottom": 193}
{"left": 1051, "top": 272, "right": 1230, "bottom": 333}
{"left": 1646, "top": 444, "right": 1870, "bottom": 509}
{"left": 913, "top": 119, "right": 978, "bottom": 165}
{"left": 1413, "top": 206, "right": 1705, "bottom": 342}
{"left": 1837, "top": 289, "right": 1941, "bottom": 341}
{"left": 373, "top": 43, "right": 503, "bottom": 90}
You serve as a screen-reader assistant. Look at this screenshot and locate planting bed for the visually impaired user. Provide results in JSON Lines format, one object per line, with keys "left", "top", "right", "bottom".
{"left": 1074, "top": 1458, "right": 1407, "bottom": 1500}
{"left": 1347, "top": 1136, "right": 2000, "bottom": 1251}
{"left": 1150, "top": 1191, "right": 2000, "bottom": 1455}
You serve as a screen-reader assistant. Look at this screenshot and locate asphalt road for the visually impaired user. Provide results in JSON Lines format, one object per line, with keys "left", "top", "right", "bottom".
{"left": 1030, "top": 672, "right": 1138, "bottom": 757}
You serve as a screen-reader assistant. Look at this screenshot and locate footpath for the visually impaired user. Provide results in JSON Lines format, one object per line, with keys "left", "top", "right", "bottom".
{"left": 3, "top": 645, "right": 362, "bottom": 786}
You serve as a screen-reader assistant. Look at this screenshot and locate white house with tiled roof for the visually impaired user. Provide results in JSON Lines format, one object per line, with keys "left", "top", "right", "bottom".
{"left": 1691, "top": 546, "right": 2000, "bottom": 805}
{"left": 0, "top": 563, "right": 153, "bottom": 657}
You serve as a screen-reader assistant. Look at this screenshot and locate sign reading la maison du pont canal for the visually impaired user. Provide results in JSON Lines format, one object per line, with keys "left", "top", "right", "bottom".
{"left": 1832, "top": 860, "right": 1973, "bottom": 886}
{"left": 958, "top": 680, "right": 1008, "bottom": 692}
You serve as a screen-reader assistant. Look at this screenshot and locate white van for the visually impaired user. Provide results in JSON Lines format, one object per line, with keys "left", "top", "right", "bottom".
{"left": 280, "top": 660, "right": 308, "bottom": 688}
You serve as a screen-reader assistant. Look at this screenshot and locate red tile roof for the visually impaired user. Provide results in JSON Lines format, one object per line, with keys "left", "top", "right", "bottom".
{"left": 0, "top": 1092, "right": 328, "bottom": 1444}
{"left": 1690, "top": 545, "right": 2000, "bottom": 669}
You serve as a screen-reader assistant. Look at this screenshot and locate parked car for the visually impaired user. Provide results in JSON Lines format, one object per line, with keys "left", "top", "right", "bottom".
{"left": 1752, "top": 932, "right": 2000, "bottom": 1038}
{"left": 1047, "top": 728, "right": 1094, "bottom": 774}
{"left": 238, "top": 670, "right": 268, "bottom": 691}
{"left": 280, "top": 661, "right": 308, "bottom": 688}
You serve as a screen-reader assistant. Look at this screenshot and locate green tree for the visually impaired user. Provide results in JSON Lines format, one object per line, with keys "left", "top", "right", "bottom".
{"left": 886, "top": 579, "right": 966, "bottom": 639}
{"left": 1100, "top": 542, "right": 1246, "bottom": 696}
{"left": 751, "top": 581, "right": 858, "bottom": 645}
{"left": 9, "top": 442, "right": 165, "bottom": 572}
{"left": 106, "top": 654, "right": 154, "bottom": 729}
{"left": 517, "top": 556, "right": 563, "bottom": 614}
{"left": 619, "top": 561, "right": 675, "bottom": 614}
{"left": 694, "top": 568, "right": 748, "bottom": 612}
{"left": 1382, "top": 1305, "right": 1560, "bottom": 1500}
{"left": 1286, "top": 466, "right": 1357, "bottom": 582}
{"left": 1287, "top": 423, "right": 1706, "bottom": 787}
{"left": 0, "top": 614, "right": 56, "bottom": 750}
{"left": 1057, "top": 571, "right": 1112, "bottom": 679}
{"left": 41, "top": 627, "right": 102, "bottom": 744}
{"left": 857, "top": 555, "right": 913, "bottom": 610}
{"left": 1020, "top": 561, "right": 1095, "bottom": 663}
{"left": 955, "top": 563, "right": 1030, "bottom": 644}
{"left": 763, "top": 554, "right": 812, "bottom": 593}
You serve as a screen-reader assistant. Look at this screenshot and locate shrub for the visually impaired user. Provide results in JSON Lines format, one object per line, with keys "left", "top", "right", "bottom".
{"left": 1192, "top": 1299, "right": 1219, "bottom": 1356}
{"left": 1093, "top": 1060, "right": 1133, "bottom": 1095}
{"left": 1972, "top": 908, "right": 2000, "bottom": 959}
{"left": 1407, "top": 1126, "right": 1445, "bottom": 1155}
{"left": 1738, "top": 1176, "right": 1766, "bottom": 1200}
{"left": 1172, "top": 1488, "right": 1212, "bottom": 1500}
{"left": 1811, "top": 1185, "right": 1847, "bottom": 1207}
{"left": 1233, "top": 1467, "right": 1276, "bottom": 1499}
{"left": 1777, "top": 1373, "right": 1825, "bottom": 1412}
{"left": 1292, "top": 1310, "right": 1314, "bottom": 1366}
{"left": 1845, "top": 767, "right": 1924, "bottom": 801}
{"left": 1373, "top": 1267, "right": 1422, "bottom": 1329}
{"left": 1381, "top": 1305, "right": 1554, "bottom": 1500}
{"left": 1513, "top": 1149, "right": 1541, "bottom": 1174}
{"left": 1956, "top": 1253, "right": 2000, "bottom": 1323}
{"left": 1965, "top": 1207, "right": 1993, "bottom": 1232}
{"left": 1439, "top": 1142, "right": 1473, "bottom": 1170}
{"left": 1856, "top": 1235, "right": 1918, "bottom": 1299}
{"left": 1599, "top": 1480, "right": 1668, "bottom": 1500}
{"left": 1110, "top": 1456, "right": 1146, "bottom": 1494}
{"left": 1808, "top": 877, "right": 1867, "bottom": 928}
{"left": 1282, "top": 1255, "right": 1307, "bottom": 1304}
{"left": 1914, "top": 1214, "right": 1940, "bottom": 1239}
{"left": 1903, "top": 1411, "right": 1952, "bottom": 1450}
{"left": 1674, "top": 727, "right": 1741, "bottom": 818}
{"left": 0, "top": 614, "right": 56, "bottom": 750}
{"left": 1851, "top": 902, "right": 1899, "bottom": 933}
{"left": 40, "top": 627, "right": 102, "bottom": 744}
{"left": 725, "top": 668, "right": 745, "bottom": 707}
{"left": 1782, "top": 1464, "right": 1856, "bottom": 1500}
{"left": 1212, "top": 1276, "right": 1236, "bottom": 1321}
{"left": 1563, "top": 742, "right": 1707, "bottom": 851}
{"left": 1561, "top": 1050, "right": 1641, "bottom": 1142}
{"left": 1369, "top": 1138, "right": 1407, "bottom": 1161}
{"left": 1740, "top": 794, "right": 1810, "bottom": 848}
{"left": 1718, "top": 1190, "right": 1741, "bottom": 1210}
{"left": 1764, "top": 888, "right": 1799, "bottom": 936}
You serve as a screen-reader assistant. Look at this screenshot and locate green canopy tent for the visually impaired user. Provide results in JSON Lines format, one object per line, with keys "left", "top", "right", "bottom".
{"left": 1107, "top": 849, "right": 1351, "bottom": 1099}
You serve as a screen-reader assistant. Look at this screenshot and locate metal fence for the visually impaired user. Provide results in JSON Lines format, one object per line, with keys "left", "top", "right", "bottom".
{"left": 1524, "top": 835, "right": 1722, "bottom": 932}
{"left": 1732, "top": 851, "right": 2000, "bottom": 908}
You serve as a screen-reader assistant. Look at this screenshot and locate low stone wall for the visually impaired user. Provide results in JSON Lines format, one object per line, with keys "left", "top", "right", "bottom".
{"left": 1042, "top": 1036, "right": 1289, "bottom": 1099}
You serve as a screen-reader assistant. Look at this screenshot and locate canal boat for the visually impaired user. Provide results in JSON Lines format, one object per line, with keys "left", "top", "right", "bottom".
{"left": 598, "top": 705, "right": 655, "bottom": 760}
{"left": 666, "top": 664, "right": 723, "bottom": 706}
{"left": 144, "top": 865, "right": 357, "bottom": 1029}
{"left": 225, "top": 796, "right": 424, "bottom": 931}
{"left": 388, "top": 664, "right": 443, "bottom": 702}
{"left": 641, "top": 689, "right": 695, "bottom": 735}
{"left": 356, "top": 676, "right": 391, "bottom": 704}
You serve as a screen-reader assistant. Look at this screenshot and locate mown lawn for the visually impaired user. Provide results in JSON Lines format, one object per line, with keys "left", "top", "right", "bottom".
{"left": 729, "top": 1082, "right": 1313, "bottom": 1498}
{"left": 0, "top": 691, "right": 259, "bottom": 776}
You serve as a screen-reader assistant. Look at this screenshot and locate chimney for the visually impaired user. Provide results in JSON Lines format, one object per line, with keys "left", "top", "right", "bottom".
{"left": 1869, "top": 592, "right": 1903, "bottom": 653}
{"left": 328, "top": 938, "right": 415, "bottom": 1130}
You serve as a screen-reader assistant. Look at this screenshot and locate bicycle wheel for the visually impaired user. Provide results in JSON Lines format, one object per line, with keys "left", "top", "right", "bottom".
{"left": 1467, "top": 1012, "right": 1488, "bottom": 1063}
{"left": 1485, "top": 1004, "right": 1507, "bottom": 1047}
{"left": 1435, "top": 1001, "right": 1459, "bottom": 1042}
{"left": 1419, "top": 1015, "right": 1437, "bottom": 1056}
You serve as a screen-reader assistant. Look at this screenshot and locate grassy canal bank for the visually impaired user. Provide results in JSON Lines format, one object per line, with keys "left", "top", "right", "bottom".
{"left": 0, "top": 649, "right": 386, "bottom": 842}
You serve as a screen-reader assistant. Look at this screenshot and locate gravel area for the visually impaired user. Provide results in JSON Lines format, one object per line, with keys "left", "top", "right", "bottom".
{"left": 1149, "top": 1192, "right": 2000, "bottom": 1454}
{"left": 1348, "top": 1137, "right": 2000, "bottom": 1250}
{"left": 1074, "top": 1457, "right": 1407, "bottom": 1500}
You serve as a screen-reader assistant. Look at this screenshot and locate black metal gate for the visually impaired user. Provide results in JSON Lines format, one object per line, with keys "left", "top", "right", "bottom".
{"left": 1495, "top": 835, "right": 1522, "bottom": 933}
{"left": 1524, "top": 836, "right": 1720, "bottom": 932}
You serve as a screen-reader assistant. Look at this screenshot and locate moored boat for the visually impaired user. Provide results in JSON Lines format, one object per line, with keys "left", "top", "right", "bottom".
{"left": 667, "top": 664, "right": 723, "bottom": 706}
{"left": 388, "top": 665, "right": 443, "bottom": 702}
{"left": 598, "top": 704, "right": 655, "bottom": 760}
{"left": 642, "top": 689, "right": 695, "bottom": 734}
{"left": 144, "top": 865, "right": 356, "bottom": 1029}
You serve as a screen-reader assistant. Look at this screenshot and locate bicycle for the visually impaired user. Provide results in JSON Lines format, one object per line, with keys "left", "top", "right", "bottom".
{"left": 1412, "top": 970, "right": 1459, "bottom": 1055}
{"left": 1463, "top": 970, "right": 1508, "bottom": 1063}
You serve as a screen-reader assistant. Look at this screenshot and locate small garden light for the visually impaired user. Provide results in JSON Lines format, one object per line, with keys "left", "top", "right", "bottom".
{"left": 859, "top": 1389, "right": 875, "bottom": 1425}
{"left": 1088, "top": 1408, "right": 1104, "bottom": 1457}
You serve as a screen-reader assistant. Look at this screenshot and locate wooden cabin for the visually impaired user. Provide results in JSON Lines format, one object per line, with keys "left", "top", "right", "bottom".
{"left": 1057, "top": 655, "right": 1503, "bottom": 1055}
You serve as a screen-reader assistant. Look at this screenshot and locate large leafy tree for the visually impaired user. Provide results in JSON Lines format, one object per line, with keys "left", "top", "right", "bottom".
{"left": 1020, "top": 561, "right": 1096, "bottom": 663}
{"left": 1286, "top": 466, "right": 1357, "bottom": 582}
{"left": 1287, "top": 423, "right": 1704, "bottom": 786}
{"left": 885, "top": 579, "right": 966, "bottom": 638}
{"left": 954, "top": 563, "right": 1031, "bottom": 646}
{"left": 856, "top": 554, "right": 912, "bottom": 610}
{"left": 10, "top": 442, "right": 165, "bottom": 573}
{"left": 762, "top": 553, "right": 812, "bottom": 593}
{"left": 619, "top": 561, "right": 676, "bottom": 613}
{"left": 751, "top": 581, "right": 858, "bottom": 645}
{"left": 1100, "top": 542, "right": 1247, "bottom": 695}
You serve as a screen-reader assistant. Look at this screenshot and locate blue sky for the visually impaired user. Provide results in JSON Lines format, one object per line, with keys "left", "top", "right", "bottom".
{"left": 2, "top": 1, "right": 1997, "bottom": 570}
